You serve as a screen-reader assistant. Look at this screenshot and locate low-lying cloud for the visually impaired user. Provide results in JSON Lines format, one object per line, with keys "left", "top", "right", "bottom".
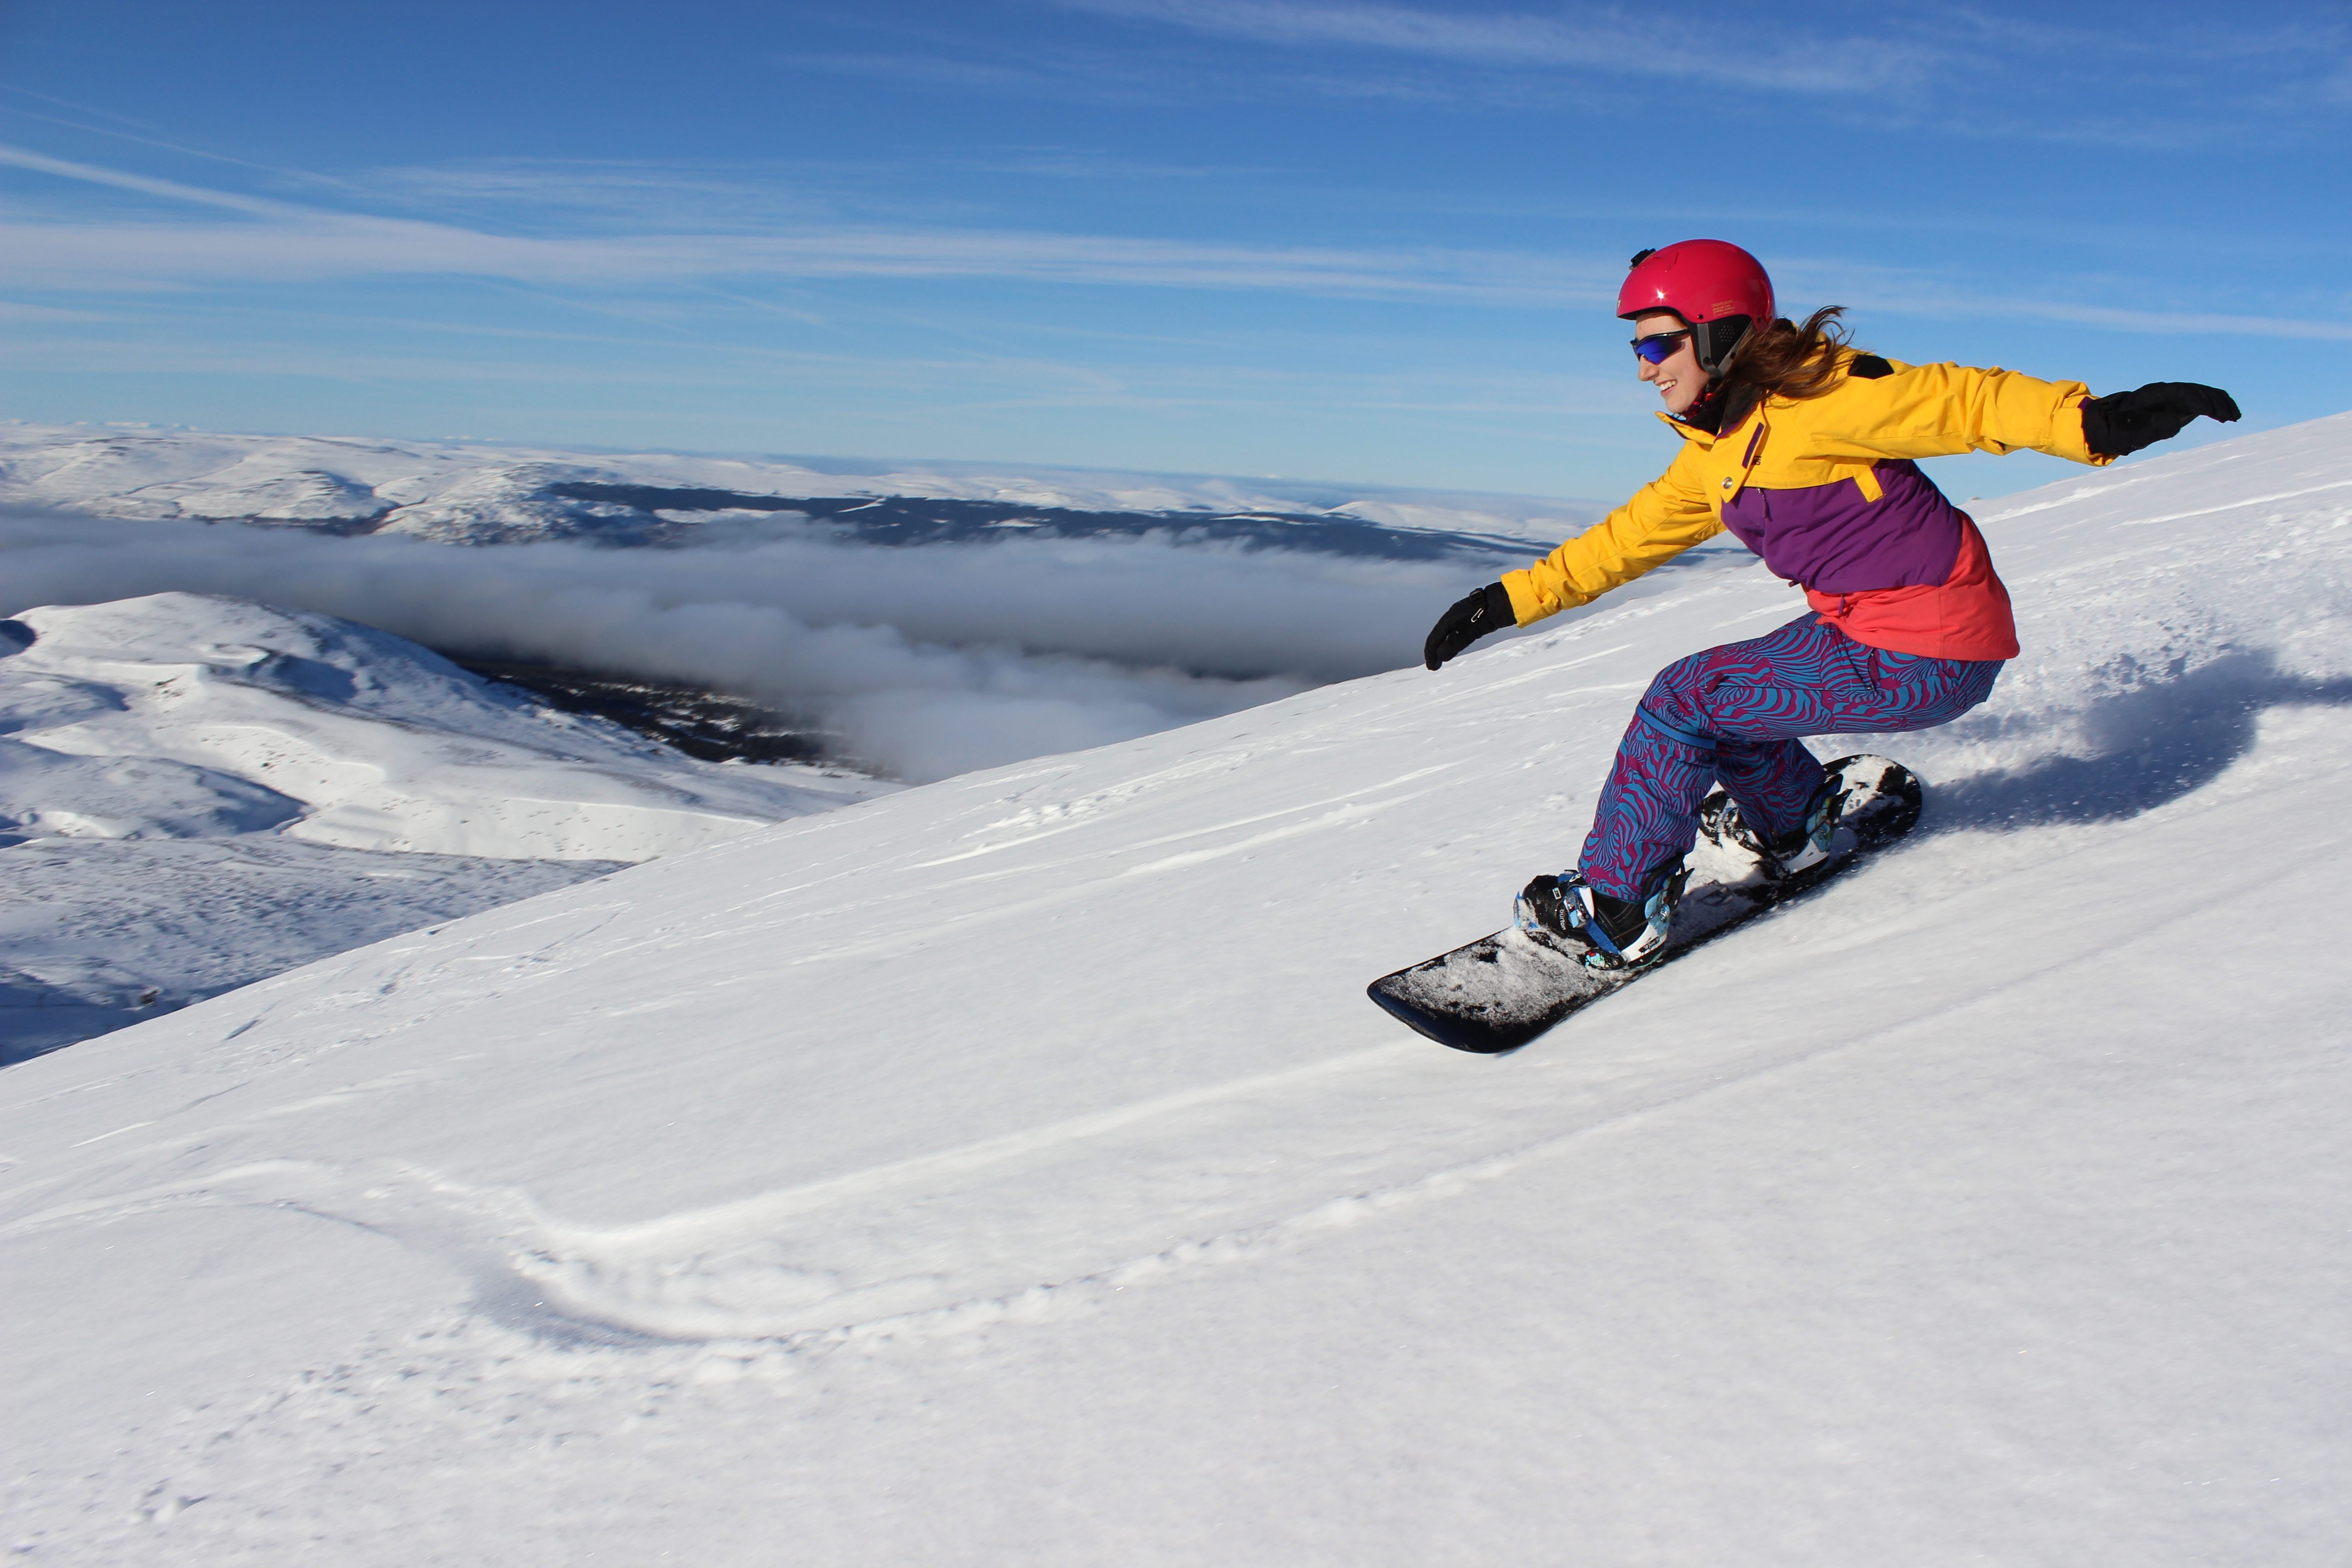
{"left": 0, "top": 510, "right": 1526, "bottom": 783}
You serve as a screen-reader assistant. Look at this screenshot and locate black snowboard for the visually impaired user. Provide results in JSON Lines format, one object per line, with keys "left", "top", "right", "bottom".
{"left": 1367, "top": 755, "right": 1923, "bottom": 1054}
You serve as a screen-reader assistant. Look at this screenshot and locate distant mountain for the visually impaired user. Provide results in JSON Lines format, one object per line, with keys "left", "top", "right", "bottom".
{"left": 0, "top": 591, "right": 881, "bottom": 859}
{"left": 0, "top": 591, "right": 891, "bottom": 1058}
{"left": 0, "top": 423, "right": 1597, "bottom": 557}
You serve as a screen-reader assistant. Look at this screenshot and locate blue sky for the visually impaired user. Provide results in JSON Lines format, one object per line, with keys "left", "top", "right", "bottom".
{"left": 0, "top": 0, "right": 2344, "bottom": 502}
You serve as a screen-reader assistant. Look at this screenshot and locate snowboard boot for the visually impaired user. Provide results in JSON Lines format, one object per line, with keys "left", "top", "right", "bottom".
{"left": 1700, "top": 772, "right": 1850, "bottom": 882}
{"left": 1515, "top": 861, "right": 1690, "bottom": 970}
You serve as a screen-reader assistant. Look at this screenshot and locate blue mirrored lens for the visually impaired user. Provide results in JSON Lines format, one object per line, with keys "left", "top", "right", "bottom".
{"left": 1632, "top": 331, "right": 1689, "bottom": 365}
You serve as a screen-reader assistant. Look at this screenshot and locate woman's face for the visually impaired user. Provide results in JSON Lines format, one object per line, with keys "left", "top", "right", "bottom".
{"left": 1632, "top": 310, "right": 1706, "bottom": 414}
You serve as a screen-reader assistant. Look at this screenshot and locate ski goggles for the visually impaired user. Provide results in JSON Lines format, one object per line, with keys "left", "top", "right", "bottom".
{"left": 1630, "top": 328, "right": 1693, "bottom": 365}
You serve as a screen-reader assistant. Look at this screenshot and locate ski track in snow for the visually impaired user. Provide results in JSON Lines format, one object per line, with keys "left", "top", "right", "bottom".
{"left": 5, "top": 747, "right": 2317, "bottom": 1362}
{"left": 5, "top": 414, "right": 2352, "bottom": 1564}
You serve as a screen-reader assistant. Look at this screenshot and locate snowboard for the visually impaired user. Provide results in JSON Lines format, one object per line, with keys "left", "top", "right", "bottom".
{"left": 1367, "top": 754, "right": 1923, "bottom": 1054}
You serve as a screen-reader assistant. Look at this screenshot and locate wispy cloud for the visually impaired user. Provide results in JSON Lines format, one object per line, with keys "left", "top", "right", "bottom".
{"left": 783, "top": 50, "right": 1076, "bottom": 96}
{"left": 0, "top": 213, "right": 1610, "bottom": 303}
{"left": 363, "top": 159, "right": 853, "bottom": 233}
{"left": 2314, "top": 52, "right": 2352, "bottom": 108}
{"left": 1047, "top": 0, "right": 2352, "bottom": 140}
{"left": 0, "top": 144, "right": 291, "bottom": 218}
{"left": 1781, "top": 255, "right": 2352, "bottom": 344}
{"left": 3, "top": 144, "right": 2343, "bottom": 346}
{"left": 1971, "top": 300, "right": 2352, "bottom": 343}
{"left": 960, "top": 148, "right": 1276, "bottom": 181}
{"left": 0, "top": 87, "right": 353, "bottom": 190}
{"left": 0, "top": 301, "right": 107, "bottom": 322}
{"left": 0, "top": 142, "right": 1613, "bottom": 304}
{"left": 1058, "top": 0, "right": 1936, "bottom": 95}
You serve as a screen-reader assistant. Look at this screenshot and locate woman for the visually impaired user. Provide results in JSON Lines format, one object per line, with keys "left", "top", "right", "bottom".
{"left": 1421, "top": 239, "right": 2239, "bottom": 968}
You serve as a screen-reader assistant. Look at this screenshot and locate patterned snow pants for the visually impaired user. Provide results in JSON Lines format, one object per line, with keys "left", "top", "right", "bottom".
{"left": 1578, "top": 612, "right": 2003, "bottom": 899}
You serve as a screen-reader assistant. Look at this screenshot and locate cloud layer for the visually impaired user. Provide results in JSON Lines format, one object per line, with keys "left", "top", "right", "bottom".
{"left": 0, "top": 510, "right": 1529, "bottom": 783}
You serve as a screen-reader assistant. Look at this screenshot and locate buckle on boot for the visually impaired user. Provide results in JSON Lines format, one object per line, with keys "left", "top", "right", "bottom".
{"left": 1515, "top": 872, "right": 1589, "bottom": 947}
{"left": 1773, "top": 783, "right": 1851, "bottom": 878}
{"left": 1517, "top": 867, "right": 1684, "bottom": 970}
{"left": 1613, "top": 862, "right": 1690, "bottom": 968}
{"left": 1516, "top": 871, "right": 1625, "bottom": 966}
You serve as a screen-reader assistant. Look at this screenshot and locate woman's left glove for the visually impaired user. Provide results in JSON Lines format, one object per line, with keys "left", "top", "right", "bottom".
{"left": 1424, "top": 583, "right": 1516, "bottom": 670}
{"left": 2080, "top": 382, "right": 2240, "bottom": 458}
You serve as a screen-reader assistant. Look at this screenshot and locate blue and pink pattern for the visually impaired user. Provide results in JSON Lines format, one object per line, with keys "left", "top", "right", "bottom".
{"left": 1577, "top": 612, "right": 2000, "bottom": 897}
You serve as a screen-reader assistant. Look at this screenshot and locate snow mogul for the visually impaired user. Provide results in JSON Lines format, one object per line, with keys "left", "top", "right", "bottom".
{"left": 1421, "top": 239, "right": 2239, "bottom": 970}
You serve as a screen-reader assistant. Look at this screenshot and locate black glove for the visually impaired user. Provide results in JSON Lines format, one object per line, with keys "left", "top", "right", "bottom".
{"left": 1424, "top": 583, "right": 1515, "bottom": 671}
{"left": 2080, "top": 382, "right": 2240, "bottom": 458}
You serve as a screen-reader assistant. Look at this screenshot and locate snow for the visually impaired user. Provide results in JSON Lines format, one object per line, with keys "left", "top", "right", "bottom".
{"left": 0, "top": 593, "right": 888, "bottom": 1059}
{"left": 4, "top": 414, "right": 2351, "bottom": 1563}
{"left": 0, "top": 592, "right": 881, "bottom": 859}
{"left": 0, "top": 421, "right": 1593, "bottom": 544}
{"left": 0, "top": 838, "right": 617, "bottom": 1066}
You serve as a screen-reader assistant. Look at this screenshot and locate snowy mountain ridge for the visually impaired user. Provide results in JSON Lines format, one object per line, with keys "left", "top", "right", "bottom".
{"left": 0, "top": 422, "right": 1594, "bottom": 551}
{"left": 0, "top": 592, "right": 882, "bottom": 859}
{"left": 4, "top": 412, "right": 2351, "bottom": 1563}
{"left": 0, "top": 592, "right": 889, "bottom": 1061}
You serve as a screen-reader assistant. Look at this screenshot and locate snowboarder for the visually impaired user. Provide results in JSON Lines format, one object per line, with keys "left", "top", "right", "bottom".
{"left": 1421, "top": 239, "right": 2239, "bottom": 969}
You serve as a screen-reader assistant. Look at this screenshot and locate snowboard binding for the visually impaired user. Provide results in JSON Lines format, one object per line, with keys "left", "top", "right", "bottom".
{"left": 1515, "top": 861, "right": 1690, "bottom": 970}
{"left": 1700, "top": 776, "right": 1847, "bottom": 882}
{"left": 1700, "top": 754, "right": 1924, "bottom": 887}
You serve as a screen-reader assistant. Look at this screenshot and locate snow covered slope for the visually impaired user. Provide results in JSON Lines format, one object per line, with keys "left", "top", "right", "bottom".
{"left": 0, "top": 593, "right": 887, "bottom": 1059}
{"left": 0, "top": 592, "right": 879, "bottom": 859}
{"left": 0, "top": 838, "right": 615, "bottom": 1066}
{"left": 4, "top": 415, "right": 2350, "bottom": 1565}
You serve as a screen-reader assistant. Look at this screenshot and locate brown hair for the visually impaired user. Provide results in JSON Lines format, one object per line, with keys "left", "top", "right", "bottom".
{"left": 1722, "top": 306, "right": 1855, "bottom": 401}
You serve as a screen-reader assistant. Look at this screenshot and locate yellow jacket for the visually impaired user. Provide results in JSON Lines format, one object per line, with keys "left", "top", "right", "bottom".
{"left": 1500, "top": 354, "right": 2113, "bottom": 627}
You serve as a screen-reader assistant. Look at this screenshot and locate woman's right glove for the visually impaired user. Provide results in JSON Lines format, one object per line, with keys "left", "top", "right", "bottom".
{"left": 1424, "top": 583, "right": 1516, "bottom": 670}
{"left": 2080, "top": 382, "right": 2240, "bottom": 458}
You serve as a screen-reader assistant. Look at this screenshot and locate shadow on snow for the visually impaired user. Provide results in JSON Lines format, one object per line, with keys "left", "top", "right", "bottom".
{"left": 1926, "top": 652, "right": 2352, "bottom": 831}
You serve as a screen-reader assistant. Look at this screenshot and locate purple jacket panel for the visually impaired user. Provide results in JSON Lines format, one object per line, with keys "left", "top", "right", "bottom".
{"left": 1718, "top": 459, "right": 1965, "bottom": 593}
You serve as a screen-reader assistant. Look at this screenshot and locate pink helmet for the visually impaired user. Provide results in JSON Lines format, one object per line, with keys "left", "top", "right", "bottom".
{"left": 1617, "top": 240, "right": 1775, "bottom": 324}
{"left": 1617, "top": 240, "right": 1775, "bottom": 376}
